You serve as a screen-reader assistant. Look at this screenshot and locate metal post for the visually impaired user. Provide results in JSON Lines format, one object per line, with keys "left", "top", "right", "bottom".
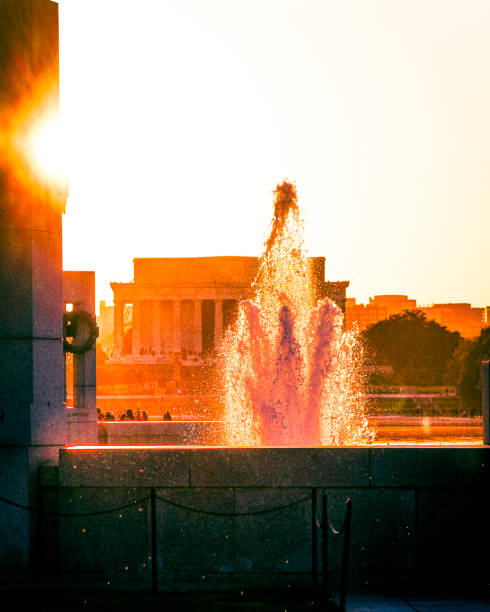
{"left": 482, "top": 361, "right": 490, "bottom": 445}
{"left": 151, "top": 487, "right": 158, "bottom": 592}
{"left": 321, "top": 494, "right": 328, "bottom": 600}
{"left": 312, "top": 488, "right": 318, "bottom": 591}
{"left": 339, "top": 498, "right": 352, "bottom": 612}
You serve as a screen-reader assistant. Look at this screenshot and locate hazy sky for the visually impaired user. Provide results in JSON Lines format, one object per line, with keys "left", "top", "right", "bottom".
{"left": 58, "top": 0, "right": 490, "bottom": 310}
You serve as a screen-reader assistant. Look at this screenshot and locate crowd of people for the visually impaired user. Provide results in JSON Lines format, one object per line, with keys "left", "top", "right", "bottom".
{"left": 97, "top": 408, "right": 172, "bottom": 421}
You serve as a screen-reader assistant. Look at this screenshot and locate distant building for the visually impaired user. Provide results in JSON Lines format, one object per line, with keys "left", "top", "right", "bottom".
{"left": 98, "top": 300, "right": 114, "bottom": 341}
{"left": 109, "top": 256, "right": 349, "bottom": 364}
{"left": 346, "top": 294, "right": 484, "bottom": 339}
{"left": 419, "top": 303, "right": 484, "bottom": 339}
{"left": 345, "top": 295, "right": 416, "bottom": 332}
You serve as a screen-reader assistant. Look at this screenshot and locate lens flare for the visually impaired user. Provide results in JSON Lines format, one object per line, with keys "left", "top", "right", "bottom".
{"left": 0, "top": 65, "right": 68, "bottom": 208}
{"left": 24, "top": 108, "right": 67, "bottom": 190}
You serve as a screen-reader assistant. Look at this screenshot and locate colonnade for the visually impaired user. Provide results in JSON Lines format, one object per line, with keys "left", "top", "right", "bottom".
{"left": 112, "top": 298, "right": 235, "bottom": 359}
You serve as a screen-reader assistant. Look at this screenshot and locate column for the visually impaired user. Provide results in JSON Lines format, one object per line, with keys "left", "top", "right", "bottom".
{"left": 152, "top": 300, "right": 161, "bottom": 355}
{"left": 67, "top": 272, "right": 97, "bottom": 445}
{"left": 172, "top": 299, "right": 182, "bottom": 354}
{"left": 483, "top": 361, "right": 490, "bottom": 445}
{"left": 194, "top": 300, "right": 202, "bottom": 354}
{"left": 132, "top": 300, "right": 141, "bottom": 356}
{"left": 113, "top": 300, "right": 124, "bottom": 357}
{"left": 0, "top": 0, "right": 65, "bottom": 571}
{"left": 214, "top": 299, "right": 223, "bottom": 350}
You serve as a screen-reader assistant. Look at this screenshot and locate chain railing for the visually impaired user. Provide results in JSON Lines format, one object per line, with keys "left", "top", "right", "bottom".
{"left": 0, "top": 486, "right": 352, "bottom": 607}
{"left": 312, "top": 488, "right": 353, "bottom": 612}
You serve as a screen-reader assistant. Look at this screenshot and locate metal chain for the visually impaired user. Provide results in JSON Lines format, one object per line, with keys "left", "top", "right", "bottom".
{"left": 0, "top": 494, "right": 150, "bottom": 517}
{"left": 156, "top": 493, "right": 312, "bottom": 517}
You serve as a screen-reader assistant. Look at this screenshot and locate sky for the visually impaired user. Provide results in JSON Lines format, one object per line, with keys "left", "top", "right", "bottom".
{"left": 58, "top": 0, "right": 490, "bottom": 310}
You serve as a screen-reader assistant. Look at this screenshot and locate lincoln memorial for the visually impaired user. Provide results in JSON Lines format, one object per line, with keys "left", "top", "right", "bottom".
{"left": 109, "top": 256, "right": 348, "bottom": 365}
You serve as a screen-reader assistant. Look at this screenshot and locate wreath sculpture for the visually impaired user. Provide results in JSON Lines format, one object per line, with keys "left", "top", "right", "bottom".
{"left": 63, "top": 310, "right": 98, "bottom": 354}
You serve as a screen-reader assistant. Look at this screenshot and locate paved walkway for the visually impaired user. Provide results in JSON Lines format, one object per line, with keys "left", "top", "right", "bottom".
{"left": 1, "top": 584, "right": 489, "bottom": 611}
{"left": 345, "top": 593, "right": 490, "bottom": 611}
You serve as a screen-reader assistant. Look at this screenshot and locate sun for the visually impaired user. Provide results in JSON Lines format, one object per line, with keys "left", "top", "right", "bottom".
{"left": 24, "top": 107, "right": 67, "bottom": 191}
{"left": 0, "top": 67, "right": 68, "bottom": 207}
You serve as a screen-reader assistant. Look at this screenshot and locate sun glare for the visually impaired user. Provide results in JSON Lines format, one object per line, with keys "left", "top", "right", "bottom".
{"left": 24, "top": 108, "right": 67, "bottom": 190}
{"left": 0, "top": 66, "right": 68, "bottom": 206}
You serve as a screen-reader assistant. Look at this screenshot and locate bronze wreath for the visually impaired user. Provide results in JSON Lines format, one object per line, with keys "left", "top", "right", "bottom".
{"left": 63, "top": 310, "right": 98, "bottom": 354}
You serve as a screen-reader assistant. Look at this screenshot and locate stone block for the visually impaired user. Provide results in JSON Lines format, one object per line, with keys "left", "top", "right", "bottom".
{"left": 67, "top": 418, "right": 98, "bottom": 445}
{"left": 32, "top": 339, "right": 64, "bottom": 402}
{"left": 0, "top": 339, "right": 33, "bottom": 404}
{"left": 416, "top": 489, "right": 488, "bottom": 588}
{"left": 0, "top": 448, "right": 30, "bottom": 570}
{"left": 39, "top": 463, "right": 59, "bottom": 487}
{"left": 319, "top": 488, "right": 416, "bottom": 586}
{"left": 30, "top": 398, "right": 67, "bottom": 445}
{"left": 189, "top": 447, "right": 370, "bottom": 488}
{"left": 156, "top": 488, "right": 234, "bottom": 574}
{"left": 235, "top": 488, "right": 312, "bottom": 572}
{"left": 32, "top": 228, "right": 62, "bottom": 338}
{"left": 0, "top": 229, "right": 33, "bottom": 337}
{"left": 63, "top": 271, "right": 95, "bottom": 313}
{"left": 0, "top": 226, "right": 62, "bottom": 338}
{"left": 0, "top": 446, "right": 59, "bottom": 571}
{"left": 0, "top": 338, "right": 63, "bottom": 406}
{"left": 370, "top": 447, "right": 490, "bottom": 488}
{"left": 0, "top": 402, "right": 32, "bottom": 445}
{"left": 0, "top": 398, "right": 65, "bottom": 446}
{"left": 102, "top": 421, "right": 225, "bottom": 446}
{"left": 59, "top": 486, "right": 149, "bottom": 580}
{"left": 59, "top": 449, "right": 190, "bottom": 487}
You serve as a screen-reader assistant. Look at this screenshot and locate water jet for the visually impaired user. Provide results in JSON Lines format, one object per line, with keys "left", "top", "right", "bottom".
{"left": 222, "top": 180, "right": 373, "bottom": 446}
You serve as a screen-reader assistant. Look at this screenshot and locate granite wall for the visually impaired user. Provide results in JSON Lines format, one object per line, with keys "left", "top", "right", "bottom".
{"left": 36, "top": 447, "right": 490, "bottom": 590}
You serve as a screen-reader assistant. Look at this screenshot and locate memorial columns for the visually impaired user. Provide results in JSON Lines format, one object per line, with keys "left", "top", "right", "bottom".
{"left": 215, "top": 299, "right": 223, "bottom": 350}
{"left": 0, "top": 0, "right": 65, "bottom": 571}
{"left": 152, "top": 299, "right": 161, "bottom": 354}
{"left": 194, "top": 300, "right": 202, "bottom": 354}
{"left": 172, "top": 299, "right": 182, "bottom": 354}
{"left": 132, "top": 300, "right": 141, "bottom": 356}
{"left": 113, "top": 300, "right": 124, "bottom": 357}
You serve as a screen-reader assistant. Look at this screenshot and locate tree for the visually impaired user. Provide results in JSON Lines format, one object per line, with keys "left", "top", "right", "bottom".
{"left": 458, "top": 327, "right": 490, "bottom": 396}
{"left": 362, "top": 310, "right": 461, "bottom": 386}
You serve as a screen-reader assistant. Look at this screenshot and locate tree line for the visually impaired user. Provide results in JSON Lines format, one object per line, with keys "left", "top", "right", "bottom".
{"left": 361, "top": 310, "right": 490, "bottom": 394}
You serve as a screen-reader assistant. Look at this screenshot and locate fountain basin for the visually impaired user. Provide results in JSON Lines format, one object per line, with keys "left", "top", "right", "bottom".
{"left": 48, "top": 445, "right": 489, "bottom": 590}
{"left": 98, "top": 420, "right": 225, "bottom": 445}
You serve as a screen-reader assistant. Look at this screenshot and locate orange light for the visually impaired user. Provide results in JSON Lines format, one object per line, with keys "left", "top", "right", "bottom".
{"left": 0, "top": 65, "right": 68, "bottom": 208}
{"left": 67, "top": 445, "right": 223, "bottom": 450}
{"left": 24, "top": 108, "right": 67, "bottom": 189}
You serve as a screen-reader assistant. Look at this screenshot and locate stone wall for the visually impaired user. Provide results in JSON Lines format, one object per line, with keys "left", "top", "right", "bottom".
{"left": 38, "top": 447, "right": 490, "bottom": 590}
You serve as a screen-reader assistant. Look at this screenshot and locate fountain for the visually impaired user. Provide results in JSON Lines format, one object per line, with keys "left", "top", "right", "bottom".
{"left": 222, "top": 181, "right": 374, "bottom": 446}
{"left": 58, "top": 182, "right": 488, "bottom": 590}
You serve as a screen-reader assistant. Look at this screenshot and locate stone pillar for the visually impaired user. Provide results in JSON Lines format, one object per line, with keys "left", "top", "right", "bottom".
{"left": 63, "top": 271, "right": 98, "bottom": 445}
{"left": 172, "top": 299, "right": 182, "bottom": 354}
{"left": 132, "top": 301, "right": 141, "bottom": 356}
{"left": 214, "top": 299, "right": 223, "bottom": 350}
{"left": 113, "top": 300, "right": 124, "bottom": 357}
{"left": 194, "top": 300, "right": 202, "bottom": 354}
{"left": 152, "top": 300, "right": 161, "bottom": 355}
{"left": 483, "top": 361, "right": 489, "bottom": 445}
{"left": 0, "top": 0, "right": 65, "bottom": 571}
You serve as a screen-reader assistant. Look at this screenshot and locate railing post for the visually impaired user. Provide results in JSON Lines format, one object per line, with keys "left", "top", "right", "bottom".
{"left": 151, "top": 487, "right": 158, "bottom": 592}
{"left": 483, "top": 361, "right": 489, "bottom": 445}
{"left": 312, "top": 487, "right": 318, "bottom": 591}
{"left": 321, "top": 493, "right": 328, "bottom": 600}
{"left": 339, "top": 498, "right": 352, "bottom": 612}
